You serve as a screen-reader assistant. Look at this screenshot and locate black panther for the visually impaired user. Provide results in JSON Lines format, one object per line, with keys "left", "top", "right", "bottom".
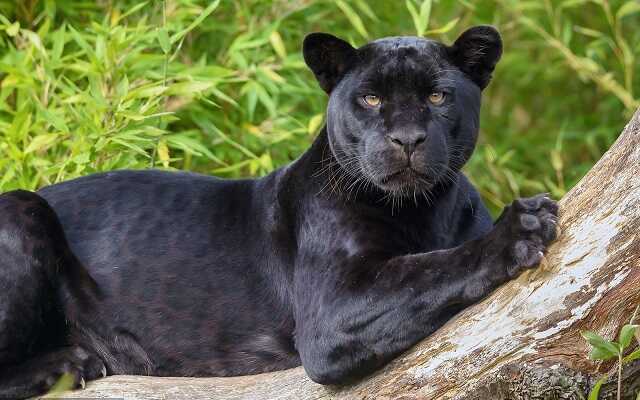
{"left": 0, "top": 26, "right": 558, "bottom": 399}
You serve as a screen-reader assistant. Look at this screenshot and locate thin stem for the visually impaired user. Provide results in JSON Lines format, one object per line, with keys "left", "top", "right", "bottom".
{"left": 630, "top": 304, "right": 639, "bottom": 324}
{"left": 161, "top": 0, "right": 168, "bottom": 98}
{"left": 617, "top": 352, "right": 622, "bottom": 400}
{"left": 150, "top": 0, "right": 169, "bottom": 168}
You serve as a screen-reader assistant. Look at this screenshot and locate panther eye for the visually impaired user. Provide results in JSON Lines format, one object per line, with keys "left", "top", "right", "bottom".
{"left": 362, "top": 94, "right": 381, "bottom": 107}
{"left": 428, "top": 92, "right": 446, "bottom": 105}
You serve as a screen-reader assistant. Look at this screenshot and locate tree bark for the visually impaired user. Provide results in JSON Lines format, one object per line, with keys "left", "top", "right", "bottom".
{"left": 46, "top": 109, "right": 640, "bottom": 400}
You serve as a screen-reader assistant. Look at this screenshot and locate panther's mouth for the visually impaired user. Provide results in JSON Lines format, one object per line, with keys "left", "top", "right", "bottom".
{"left": 378, "top": 167, "right": 432, "bottom": 189}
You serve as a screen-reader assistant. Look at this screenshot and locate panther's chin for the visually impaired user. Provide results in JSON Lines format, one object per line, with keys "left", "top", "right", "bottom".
{"left": 373, "top": 167, "right": 435, "bottom": 194}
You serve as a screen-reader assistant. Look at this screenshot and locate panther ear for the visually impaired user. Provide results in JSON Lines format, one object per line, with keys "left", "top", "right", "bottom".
{"left": 303, "top": 33, "right": 357, "bottom": 93}
{"left": 449, "top": 25, "right": 502, "bottom": 90}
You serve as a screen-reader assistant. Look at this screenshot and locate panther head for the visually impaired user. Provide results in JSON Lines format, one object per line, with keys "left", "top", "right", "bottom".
{"left": 303, "top": 26, "right": 502, "bottom": 198}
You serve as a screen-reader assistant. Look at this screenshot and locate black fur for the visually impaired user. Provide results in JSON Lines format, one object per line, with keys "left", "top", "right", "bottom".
{"left": 0, "top": 26, "right": 557, "bottom": 398}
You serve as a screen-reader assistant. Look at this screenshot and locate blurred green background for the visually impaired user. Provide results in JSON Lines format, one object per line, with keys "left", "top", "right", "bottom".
{"left": 0, "top": 0, "right": 638, "bottom": 215}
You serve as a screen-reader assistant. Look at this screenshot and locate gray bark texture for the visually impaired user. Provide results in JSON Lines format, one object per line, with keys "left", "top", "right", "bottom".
{"left": 45, "top": 108, "right": 640, "bottom": 400}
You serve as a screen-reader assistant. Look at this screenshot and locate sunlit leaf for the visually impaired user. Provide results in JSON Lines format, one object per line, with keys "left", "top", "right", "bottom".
{"left": 51, "top": 24, "right": 66, "bottom": 62}
{"left": 46, "top": 372, "right": 76, "bottom": 395}
{"left": 269, "top": 31, "right": 286, "bottom": 59}
{"left": 308, "top": 114, "right": 324, "bottom": 135}
{"left": 587, "top": 375, "right": 608, "bottom": 400}
{"left": 623, "top": 348, "right": 640, "bottom": 363}
{"left": 335, "top": 0, "right": 369, "bottom": 39}
{"left": 425, "top": 17, "right": 459, "bottom": 35}
{"left": 168, "top": 81, "right": 214, "bottom": 96}
{"left": 157, "top": 139, "right": 170, "bottom": 168}
{"left": 171, "top": 0, "right": 221, "bottom": 44}
{"left": 25, "top": 134, "right": 59, "bottom": 153}
{"left": 619, "top": 324, "right": 639, "bottom": 349}
{"left": 126, "top": 85, "right": 168, "bottom": 100}
{"left": 581, "top": 331, "right": 620, "bottom": 360}
{"left": 39, "top": 109, "right": 69, "bottom": 133}
{"left": 354, "top": 0, "right": 378, "bottom": 21}
{"left": 23, "top": 30, "right": 47, "bottom": 58}
{"left": 419, "top": 0, "right": 432, "bottom": 30}
{"left": 560, "top": 0, "right": 590, "bottom": 9}
{"left": 617, "top": 1, "right": 640, "bottom": 19}
{"left": 406, "top": 0, "right": 424, "bottom": 36}
{"left": 158, "top": 27, "right": 171, "bottom": 54}
{"left": 6, "top": 21, "right": 19, "bottom": 36}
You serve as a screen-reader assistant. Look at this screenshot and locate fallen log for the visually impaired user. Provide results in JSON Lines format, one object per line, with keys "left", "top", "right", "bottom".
{"left": 48, "top": 108, "right": 640, "bottom": 400}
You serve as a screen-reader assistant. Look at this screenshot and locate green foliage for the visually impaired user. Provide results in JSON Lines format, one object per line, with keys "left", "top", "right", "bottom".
{"left": 46, "top": 371, "right": 76, "bottom": 395}
{"left": 582, "top": 307, "right": 640, "bottom": 399}
{"left": 0, "top": 0, "right": 639, "bottom": 215}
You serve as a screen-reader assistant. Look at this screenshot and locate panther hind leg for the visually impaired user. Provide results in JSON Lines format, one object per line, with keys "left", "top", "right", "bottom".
{"left": 0, "top": 190, "right": 105, "bottom": 399}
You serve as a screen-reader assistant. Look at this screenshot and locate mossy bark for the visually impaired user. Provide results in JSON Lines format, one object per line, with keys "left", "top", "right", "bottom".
{"left": 47, "top": 109, "right": 640, "bottom": 400}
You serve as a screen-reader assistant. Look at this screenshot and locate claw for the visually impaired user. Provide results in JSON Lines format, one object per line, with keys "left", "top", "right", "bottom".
{"left": 79, "top": 377, "right": 86, "bottom": 389}
{"left": 101, "top": 365, "right": 107, "bottom": 378}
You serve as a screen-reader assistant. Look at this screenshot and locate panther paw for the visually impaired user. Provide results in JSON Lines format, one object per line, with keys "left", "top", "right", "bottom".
{"left": 495, "top": 193, "right": 559, "bottom": 277}
{"left": 35, "top": 346, "right": 107, "bottom": 393}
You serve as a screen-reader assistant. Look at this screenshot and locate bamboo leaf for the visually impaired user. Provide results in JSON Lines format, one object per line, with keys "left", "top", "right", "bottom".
{"left": 118, "top": 1, "right": 150, "bottom": 21}
{"left": 25, "top": 134, "right": 59, "bottom": 153}
{"left": 406, "top": 0, "right": 423, "bottom": 36}
{"left": 6, "top": 21, "right": 19, "bottom": 37}
{"left": 23, "top": 30, "right": 47, "bottom": 58}
{"left": 171, "top": 0, "right": 220, "bottom": 44}
{"left": 617, "top": 1, "right": 640, "bottom": 19}
{"left": 39, "top": 109, "right": 69, "bottom": 133}
{"left": 126, "top": 85, "right": 168, "bottom": 100}
{"left": 354, "top": 0, "right": 378, "bottom": 21}
{"left": 560, "top": 0, "right": 590, "bottom": 8}
{"left": 68, "top": 25, "right": 93, "bottom": 57}
{"left": 157, "top": 139, "right": 170, "bottom": 168}
{"left": 51, "top": 24, "right": 66, "bottom": 62}
{"left": 166, "top": 135, "right": 223, "bottom": 163}
{"left": 269, "top": 31, "right": 287, "bottom": 59}
{"left": 158, "top": 27, "right": 171, "bottom": 54}
{"left": 168, "top": 81, "right": 214, "bottom": 96}
{"left": 425, "top": 18, "right": 459, "bottom": 35}
{"left": 419, "top": 0, "right": 432, "bottom": 30}
{"left": 308, "top": 114, "right": 324, "bottom": 135}
{"left": 335, "top": 0, "right": 369, "bottom": 39}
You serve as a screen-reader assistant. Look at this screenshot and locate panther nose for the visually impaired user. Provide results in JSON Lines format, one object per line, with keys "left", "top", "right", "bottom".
{"left": 387, "top": 131, "right": 427, "bottom": 156}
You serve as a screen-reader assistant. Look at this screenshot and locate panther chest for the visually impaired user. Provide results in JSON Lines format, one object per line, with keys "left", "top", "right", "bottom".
{"left": 302, "top": 203, "right": 453, "bottom": 259}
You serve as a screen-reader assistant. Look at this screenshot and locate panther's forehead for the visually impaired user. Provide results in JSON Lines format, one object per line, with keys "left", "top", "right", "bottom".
{"left": 364, "top": 36, "right": 444, "bottom": 59}
{"left": 369, "top": 36, "right": 439, "bottom": 49}
{"left": 355, "top": 37, "right": 452, "bottom": 87}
